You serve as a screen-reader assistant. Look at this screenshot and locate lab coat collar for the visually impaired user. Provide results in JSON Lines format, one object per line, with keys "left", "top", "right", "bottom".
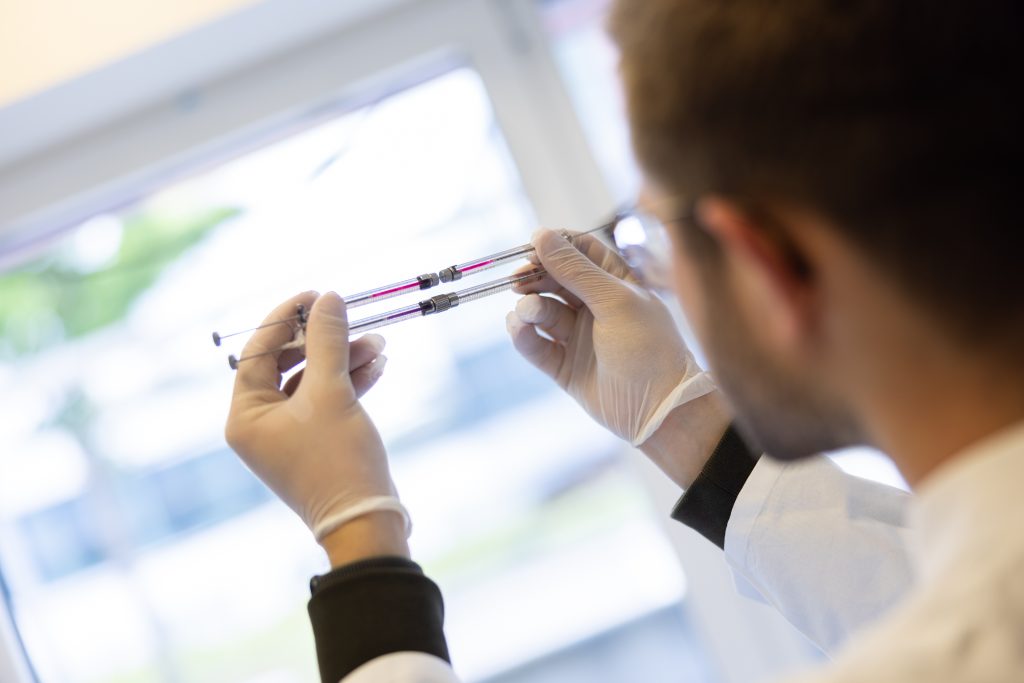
{"left": 909, "top": 419, "right": 1024, "bottom": 583}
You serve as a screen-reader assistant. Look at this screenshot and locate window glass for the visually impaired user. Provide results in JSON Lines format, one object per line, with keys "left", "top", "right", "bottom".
{"left": 0, "top": 66, "right": 715, "bottom": 683}
{"left": 539, "top": 0, "right": 638, "bottom": 205}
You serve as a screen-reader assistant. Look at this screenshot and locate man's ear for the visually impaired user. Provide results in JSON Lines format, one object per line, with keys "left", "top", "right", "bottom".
{"left": 696, "top": 197, "right": 816, "bottom": 346}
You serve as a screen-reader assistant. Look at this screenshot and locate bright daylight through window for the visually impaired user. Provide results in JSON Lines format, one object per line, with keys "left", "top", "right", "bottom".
{"left": 0, "top": 66, "right": 715, "bottom": 683}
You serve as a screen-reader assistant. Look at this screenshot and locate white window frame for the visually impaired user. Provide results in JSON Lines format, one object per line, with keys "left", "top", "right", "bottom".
{"left": 0, "top": 1, "right": 816, "bottom": 681}
{"left": 0, "top": 0, "right": 609, "bottom": 252}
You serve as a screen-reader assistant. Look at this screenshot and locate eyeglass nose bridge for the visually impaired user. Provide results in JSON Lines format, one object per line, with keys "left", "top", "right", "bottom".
{"left": 607, "top": 207, "right": 676, "bottom": 293}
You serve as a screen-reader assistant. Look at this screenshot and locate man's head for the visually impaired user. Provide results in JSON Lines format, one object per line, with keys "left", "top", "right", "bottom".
{"left": 611, "top": 1, "right": 1021, "bottom": 460}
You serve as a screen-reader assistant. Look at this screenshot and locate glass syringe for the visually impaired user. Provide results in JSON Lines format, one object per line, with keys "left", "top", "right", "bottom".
{"left": 347, "top": 268, "right": 545, "bottom": 335}
{"left": 344, "top": 273, "right": 440, "bottom": 308}
{"left": 213, "top": 220, "right": 616, "bottom": 366}
{"left": 340, "top": 223, "right": 609, "bottom": 309}
{"left": 435, "top": 224, "right": 608, "bottom": 283}
{"left": 223, "top": 269, "right": 545, "bottom": 369}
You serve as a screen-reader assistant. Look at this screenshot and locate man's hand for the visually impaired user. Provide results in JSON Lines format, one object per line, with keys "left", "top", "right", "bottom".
{"left": 507, "top": 230, "right": 731, "bottom": 488}
{"left": 225, "top": 291, "right": 409, "bottom": 566}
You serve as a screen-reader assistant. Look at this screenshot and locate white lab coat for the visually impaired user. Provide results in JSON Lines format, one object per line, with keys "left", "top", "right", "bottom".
{"left": 343, "top": 421, "right": 1024, "bottom": 682}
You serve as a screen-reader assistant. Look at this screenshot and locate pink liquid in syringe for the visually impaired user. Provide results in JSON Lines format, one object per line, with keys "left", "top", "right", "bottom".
{"left": 459, "top": 259, "right": 494, "bottom": 274}
{"left": 374, "top": 282, "right": 421, "bottom": 298}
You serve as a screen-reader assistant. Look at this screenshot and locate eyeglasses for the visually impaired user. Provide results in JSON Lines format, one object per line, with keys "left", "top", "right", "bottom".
{"left": 599, "top": 204, "right": 688, "bottom": 293}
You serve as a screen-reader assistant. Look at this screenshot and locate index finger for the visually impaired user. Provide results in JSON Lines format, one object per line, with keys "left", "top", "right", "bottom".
{"left": 512, "top": 231, "right": 638, "bottom": 306}
{"left": 571, "top": 232, "right": 638, "bottom": 283}
{"left": 511, "top": 264, "right": 583, "bottom": 309}
{"left": 233, "top": 291, "right": 319, "bottom": 395}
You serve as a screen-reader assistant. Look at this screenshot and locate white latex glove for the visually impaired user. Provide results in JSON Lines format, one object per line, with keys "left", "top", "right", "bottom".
{"left": 225, "top": 291, "right": 407, "bottom": 543}
{"left": 507, "top": 229, "right": 715, "bottom": 447}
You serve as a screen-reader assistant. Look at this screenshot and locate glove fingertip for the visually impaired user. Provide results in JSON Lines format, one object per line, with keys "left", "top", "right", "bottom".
{"left": 314, "top": 290, "right": 345, "bottom": 314}
{"left": 531, "top": 227, "right": 568, "bottom": 254}
{"left": 364, "top": 333, "right": 386, "bottom": 353}
{"left": 515, "top": 293, "right": 543, "bottom": 321}
{"left": 506, "top": 309, "right": 521, "bottom": 332}
{"left": 305, "top": 292, "right": 351, "bottom": 377}
{"left": 351, "top": 355, "right": 388, "bottom": 398}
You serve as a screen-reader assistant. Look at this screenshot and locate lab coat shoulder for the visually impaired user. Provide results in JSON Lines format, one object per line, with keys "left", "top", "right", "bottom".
{"left": 724, "top": 454, "right": 915, "bottom": 654}
{"left": 777, "top": 560, "right": 1024, "bottom": 683}
{"left": 342, "top": 652, "right": 461, "bottom": 683}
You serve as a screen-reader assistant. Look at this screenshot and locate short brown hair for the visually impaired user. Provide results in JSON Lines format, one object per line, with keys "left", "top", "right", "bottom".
{"left": 610, "top": 0, "right": 1021, "bottom": 347}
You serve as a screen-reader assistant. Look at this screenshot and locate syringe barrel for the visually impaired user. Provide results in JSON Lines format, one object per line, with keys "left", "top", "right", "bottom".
{"left": 347, "top": 270, "right": 544, "bottom": 335}
{"left": 349, "top": 303, "right": 424, "bottom": 335}
{"left": 456, "top": 242, "right": 534, "bottom": 271}
{"left": 345, "top": 274, "right": 439, "bottom": 309}
{"left": 442, "top": 243, "right": 535, "bottom": 282}
{"left": 455, "top": 269, "right": 545, "bottom": 305}
{"left": 442, "top": 227, "right": 606, "bottom": 282}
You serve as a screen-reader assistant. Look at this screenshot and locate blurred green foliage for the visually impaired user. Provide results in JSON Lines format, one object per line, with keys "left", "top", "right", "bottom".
{"left": 0, "top": 206, "right": 238, "bottom": 357}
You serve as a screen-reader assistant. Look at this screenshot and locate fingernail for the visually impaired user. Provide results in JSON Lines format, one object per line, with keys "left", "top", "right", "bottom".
{"left": 365, "top": 334, "right": 386, "bottom": 352}
{"left": 371, "top": 355, "right": 388, "bottom": 378}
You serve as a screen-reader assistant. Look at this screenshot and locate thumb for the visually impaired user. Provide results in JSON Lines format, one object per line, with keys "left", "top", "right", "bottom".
{"left": 533, "top": 229, "right": 622, "bottom": 312}
{"left": 304, "top": 292, "right": 350, "bottom": 378}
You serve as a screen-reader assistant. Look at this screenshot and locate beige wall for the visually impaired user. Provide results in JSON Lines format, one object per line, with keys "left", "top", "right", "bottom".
{"left": 0, "top": 0, "right": 258, "bottom": 107}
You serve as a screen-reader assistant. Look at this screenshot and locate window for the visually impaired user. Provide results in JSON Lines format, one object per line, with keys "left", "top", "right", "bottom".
{"left": 1, "top": 63, "right": 716, "bottom": 683}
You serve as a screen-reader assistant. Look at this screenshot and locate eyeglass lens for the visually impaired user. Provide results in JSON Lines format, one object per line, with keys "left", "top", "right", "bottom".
{"left": 611, "top": 208, "right": 674, "bottom": 291}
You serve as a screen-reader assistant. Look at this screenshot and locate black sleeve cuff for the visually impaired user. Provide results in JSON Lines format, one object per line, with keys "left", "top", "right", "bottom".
{"left": 308, "top": 556, "right": 450, "bottom": 682}
{"left": 670, "top": 424, "right": 761, "bottom": 549}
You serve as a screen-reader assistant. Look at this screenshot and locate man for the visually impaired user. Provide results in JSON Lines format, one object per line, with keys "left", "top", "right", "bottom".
{"left": 224, "top": 1, "right": 1023, "bottom": 681}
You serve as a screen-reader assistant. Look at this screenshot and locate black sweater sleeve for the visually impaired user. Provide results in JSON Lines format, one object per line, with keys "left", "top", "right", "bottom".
{"left": 669, "top": 424, "right": 761, "bottom": 549}
{"left": 308, "top": 556, "right": 450, "bottom": 682}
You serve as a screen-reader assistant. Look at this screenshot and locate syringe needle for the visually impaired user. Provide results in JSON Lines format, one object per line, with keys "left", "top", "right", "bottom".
{"left": 211, "top": 314, "right": 301, "bottom": 346}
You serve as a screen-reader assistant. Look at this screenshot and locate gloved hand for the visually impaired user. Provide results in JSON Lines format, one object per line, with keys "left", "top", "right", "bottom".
{"left": 225, "top": 291, "right": 409, "bottom": 552}
{"left": 507, "top": 229, "right": 717, "bottom": 448}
